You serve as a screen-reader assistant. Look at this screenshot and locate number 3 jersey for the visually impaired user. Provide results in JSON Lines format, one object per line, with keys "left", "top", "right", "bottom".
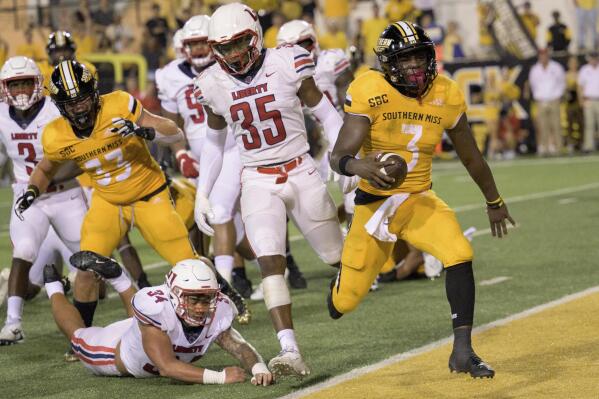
{"left": 119, "top": 285, "right": 235, "bottom": 378}
{"left": 0, "top": 97, "right": 60, "bottom": 183}
{"left": 195, "top": 45, "right": 314, "bottom": 166}
{"left": 41, "top": 91, "right": 166, "bottom": 205}
{"left": 344, "top": 70, "right": 467, "bottom": 195}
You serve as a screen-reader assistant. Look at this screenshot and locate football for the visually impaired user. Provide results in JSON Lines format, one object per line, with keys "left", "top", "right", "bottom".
{"left": 376, "top": 152, "right": 408, "bottom": 189}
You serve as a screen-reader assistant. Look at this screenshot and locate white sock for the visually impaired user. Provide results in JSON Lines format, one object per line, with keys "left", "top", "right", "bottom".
{"left": 44, "top": 281, "right": 64, "bottom": 299}
{"left": 107, "top": 273, "right": 132, "bottom": 294}
{"left": 277, "top": 328, "right": 298, "bottom": 352}
{"left": 215, "top": 255, "right": 234, "bottom": 283}
{"left": 6, "top": 296, "right": 24, "bottom": 325}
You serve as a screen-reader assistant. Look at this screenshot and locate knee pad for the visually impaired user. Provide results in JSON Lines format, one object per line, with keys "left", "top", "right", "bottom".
{"left": 319, "top": 248, "right": 342, "bottom": 266}
{"left": 262, "top": 274, "right": 291, "bottom": 310}
{"left": 13, "top": 239, "right": 39, "bottom": 263}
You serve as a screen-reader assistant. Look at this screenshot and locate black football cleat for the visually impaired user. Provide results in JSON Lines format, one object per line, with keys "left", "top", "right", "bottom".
{"left": 449, "top": 350, "right": 495, "bottom": 378}
{"left": 43, "top": 264, "right": 62, "bottom": 284}
{"left": 69, "top": 251, "right": 122, "bottom": 280}
{"left": 232, "top": 273, "right": 253, "bottom": 299}
{"left": 327, "top": 275, "right": 343, "bottom": 320}
{"left": 216, "top": 272, "right": 252, "bottom": 325}
{"left": 286, "top": 254, "right": 307, "bottom": 289}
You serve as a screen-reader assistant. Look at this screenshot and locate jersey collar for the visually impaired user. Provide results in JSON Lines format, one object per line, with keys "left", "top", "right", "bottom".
{"left": 9, "top": 97, "right": 46, "bottom": 129}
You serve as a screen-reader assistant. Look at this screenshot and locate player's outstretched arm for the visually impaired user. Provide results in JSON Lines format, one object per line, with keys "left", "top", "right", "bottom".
{"left": 139, "top": 322, "right": 246, "bottom": 384}
{"left": 215, "top": 327, "right": 273, "bottom": 386}
{"left": 335, "top": 69, "right": 354, "bottom": 111}
{"left": 447, "top": 114, "right": 516, "bottom": 238}
{"left": 15, "top": 157, "right": 63, "bottom": 219}
{"left": 137, "top": 108, "right": 184, "bottom": 144}
{"left": 330, "top": 114, "right": 394, "bottom": 189}
{"left": 298, "top": 77, "right": 344, "bottom": 150}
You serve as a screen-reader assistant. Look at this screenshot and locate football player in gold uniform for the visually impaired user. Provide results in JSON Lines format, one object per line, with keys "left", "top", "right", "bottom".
{"left": 329, "top": 22, "right": 515, "bottom": 378}
{"left": 15, "top": 60, "right": 194, "bottom": 328}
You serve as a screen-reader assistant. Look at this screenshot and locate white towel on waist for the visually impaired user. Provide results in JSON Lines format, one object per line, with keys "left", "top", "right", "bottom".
{"left": 364, "top": 193, "right": 410, "bottom": 242}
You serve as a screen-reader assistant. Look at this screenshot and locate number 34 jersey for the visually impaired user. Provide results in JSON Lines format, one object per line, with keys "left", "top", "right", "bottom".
{"left": 119, "top": 285, "right": 235, "bottom": 378}
{"left": 195, "top": 46, "right": 314, "bottom": 166}
{"left": 0, "top": 97, "right": 60, "bottom": 183}
{"left": 344, "top": 70, "right": 467, "bottom": 196}
{"left": 42, "top": 91, "right": 166, "bottom": 205}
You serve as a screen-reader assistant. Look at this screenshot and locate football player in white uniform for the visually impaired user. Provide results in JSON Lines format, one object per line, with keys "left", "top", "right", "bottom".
{"left": 194, "top": 3, "right": 345, "bottom": 377}
{"left": 43, "top": 252, "right": 273, "bottom": 386}
{"left": 0, "top": 56, "right": 87, "bottom": 345}
{"left": 156, "top": 15, "right": 243, "bottom": 284}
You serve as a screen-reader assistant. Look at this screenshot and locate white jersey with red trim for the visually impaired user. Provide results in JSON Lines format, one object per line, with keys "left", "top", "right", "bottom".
{"left": 0, "top": 97, "right": 60, "bottom": 182}
{"left": 119, "top": 284, "right": 235, "bottom": 378}
{"left": 314, "top": 49, "right": 350, "bottom": 108}
{"left": 195, "top": 46, "right": 314, "bottom": 166}
{"left": 155, "top": 60, "right": 207, "bottom": 142}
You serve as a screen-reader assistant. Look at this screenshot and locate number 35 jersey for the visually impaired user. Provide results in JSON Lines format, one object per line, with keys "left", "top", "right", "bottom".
{"left": 195, "top": 46, "right": 313, "bottom": 166}
{"left": 0, "top": 97, "right": 60, "bottom": 183}
{"left": 119, "top": 285, "right": 235, "bottom": 378}
{"left": 344, "top": 70, "right": 467, "bottom": 195}
{"left": 42, "top": 91, "right": 166, "bottom": 205}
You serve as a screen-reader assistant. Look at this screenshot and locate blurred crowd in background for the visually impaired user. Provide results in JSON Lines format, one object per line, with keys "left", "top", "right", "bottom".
{"left": 0, "top": 0, "right": 597, "bottom": 170}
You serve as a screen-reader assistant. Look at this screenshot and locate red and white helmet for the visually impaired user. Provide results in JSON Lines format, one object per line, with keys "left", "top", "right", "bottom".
{"left": 277, "top": 20, "right": 319, "bottom": 59}
{"left": 0, "top": 56, "right": 43, "bottom": 110}
{"left": 182, "top": 15, "right": 213, "bottom": 68}
{"left": 208, "top": 3, "right": 263, "bottom": 75}
{"left": 172, "top": 29, "right": 185, "bottom": 59}
{"left": 166, "top": 258, "right": 220, "bottom": 327}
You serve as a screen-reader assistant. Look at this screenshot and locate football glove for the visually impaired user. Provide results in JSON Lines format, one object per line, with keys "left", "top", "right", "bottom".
{"left": 111, "top": 117, "right": 156, "bottom": 140}
{"left": 195, "top": 191, "right": 215, "bottom": 236}
{"left": 175, "top": 150, "right": 199, "bottom": 178}
{"left": 14, "top": 185, "right": 39, "bottom": 220}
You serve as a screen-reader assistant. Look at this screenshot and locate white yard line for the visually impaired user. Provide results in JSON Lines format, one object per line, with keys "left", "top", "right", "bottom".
{"left": 280, "top": 285, "right": 599, "bottom": 399}
{"left": 558, "top": 197, "right": 578, "bottom": 205}
{"left": 479, "top": 276, "right": 512, "bottom": 286}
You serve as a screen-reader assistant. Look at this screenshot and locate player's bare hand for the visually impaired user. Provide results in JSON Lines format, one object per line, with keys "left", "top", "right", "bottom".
{"left": 347, "top": 152, "right": 395, "bottom": 190}
{"left": 487, "top": 204, "right": 516, "bottom": 238}
{"left": 251, "top": 372, "right": 274, "bottom": 386}
{"left": 224, "top": 366, "right": 246, "bottom": 384}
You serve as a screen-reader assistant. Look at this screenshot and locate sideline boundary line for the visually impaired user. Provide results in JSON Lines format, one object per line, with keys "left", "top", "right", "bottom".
{"left": 280, "top": 285, "right": 599, "bottom": 399}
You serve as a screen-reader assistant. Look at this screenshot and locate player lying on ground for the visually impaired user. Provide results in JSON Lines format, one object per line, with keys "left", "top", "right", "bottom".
{"left": 44, "top": 251, "right": 273, "bottom": 386}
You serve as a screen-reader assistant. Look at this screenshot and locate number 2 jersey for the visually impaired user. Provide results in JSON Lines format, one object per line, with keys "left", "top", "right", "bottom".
{"left": 0, "top": 97, "right": 60, "bottom": 183}
{"left": 119, "top": 284, "right": 235, "bottom": 378}
{"left": 344, "top": 70, "right": 467, "bottom": 195}
{"left": 195, "top": 45, "right": 314, "bottom": 166}
{"left": 41, "top": 90, "right": 166, "bottom": 205}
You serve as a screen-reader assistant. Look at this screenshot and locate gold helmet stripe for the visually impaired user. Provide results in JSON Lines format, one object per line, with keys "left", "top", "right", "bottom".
{"left": 397, "top": 21, "right": 417, "bottom": 44}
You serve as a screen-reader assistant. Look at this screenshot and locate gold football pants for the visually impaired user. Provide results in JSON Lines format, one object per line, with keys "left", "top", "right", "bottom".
{"left": 81, "top": 189, "right": 196, "bottom": 265}
{"left": 332, "top": 190, "right": 473, "bottom": 314}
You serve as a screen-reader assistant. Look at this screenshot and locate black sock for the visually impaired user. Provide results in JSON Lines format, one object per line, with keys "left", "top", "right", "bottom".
{"left": 445, "top": 261, "right": 475, "bottom": 330}
{"left": 452, "top": 325, "right": 473, "bottom": 353}
{"left": 73, "top": 300, "right": 98, "bottom": 327}
{"left": 232, "top": 267, "right": 247, "bottom": 279}
{"left": 137, "top": 272, "right": 151, "bottom": 289}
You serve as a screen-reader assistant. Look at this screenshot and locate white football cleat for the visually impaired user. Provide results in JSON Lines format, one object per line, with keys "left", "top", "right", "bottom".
{"left": 268, "top": 348, "right": 310, "bottom": 378}
{"left": 0, "top": 323, "right": 24, "bottom": 345}
{"left": 250, "top": 282, "right": 264, "bottom": 301}
{"left": 0, "top": 268, "right": 10, "bottom": 307}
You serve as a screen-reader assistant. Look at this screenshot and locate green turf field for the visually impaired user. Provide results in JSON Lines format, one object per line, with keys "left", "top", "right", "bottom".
{"left": 1, "top": 155, "right": 598, "bottom": 399}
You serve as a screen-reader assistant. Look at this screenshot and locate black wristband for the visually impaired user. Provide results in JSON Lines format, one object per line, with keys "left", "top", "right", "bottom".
{"left": 338, "top": 155, "right": 356, "bottom": 176}
{"left": 26, "top": 184, "right": 39, "bottom": 198}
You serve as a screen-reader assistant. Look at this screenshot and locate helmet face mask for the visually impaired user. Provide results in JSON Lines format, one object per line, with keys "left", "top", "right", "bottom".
{"left": 171, "top": 287, "right": 218, "bottom": 327}
{"left": 0, "top": 56, "right": 44, "bottom": 111}
{"left": 211, "top": 31, "right": 259, "bottom": 75}
{"left": 375, "top": 22, "right": 437, "bottom": 98}
{"left": 60, "top": 92, "right": 98, "bottom": 131}
{"left": 49, "top": 48, "right": 75, "bottom": 65}
{"left": 183, "top": 38, "right": 213, "bottom": 68}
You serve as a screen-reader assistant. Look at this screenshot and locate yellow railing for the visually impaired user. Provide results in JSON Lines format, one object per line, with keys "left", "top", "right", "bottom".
{"left": 82, "top": 53, "right": 148, "bottom": 91}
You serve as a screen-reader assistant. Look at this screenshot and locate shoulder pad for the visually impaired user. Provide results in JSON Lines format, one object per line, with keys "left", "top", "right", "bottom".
{"left": 131, "top": 286, "right": 170, "bottom": 328}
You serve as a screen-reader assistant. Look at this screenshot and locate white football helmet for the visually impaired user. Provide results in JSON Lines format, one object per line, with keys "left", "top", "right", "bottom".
{"left": 172, "top": 29, "right": 185, "bottom": 59}
{"left": 182, "top": 15, "right": 213, "bottom": 68}
{"left": 277, "top": 20, "right": 320, "bottom": 59}
{"left": 166, "top": 258, "right": 220, "bottom": 327}
{"left": 0, "top": 56, "right": 43, "bottom": 111}
{"left": 208, "top": 3, "right": 263, "bottom": 75}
